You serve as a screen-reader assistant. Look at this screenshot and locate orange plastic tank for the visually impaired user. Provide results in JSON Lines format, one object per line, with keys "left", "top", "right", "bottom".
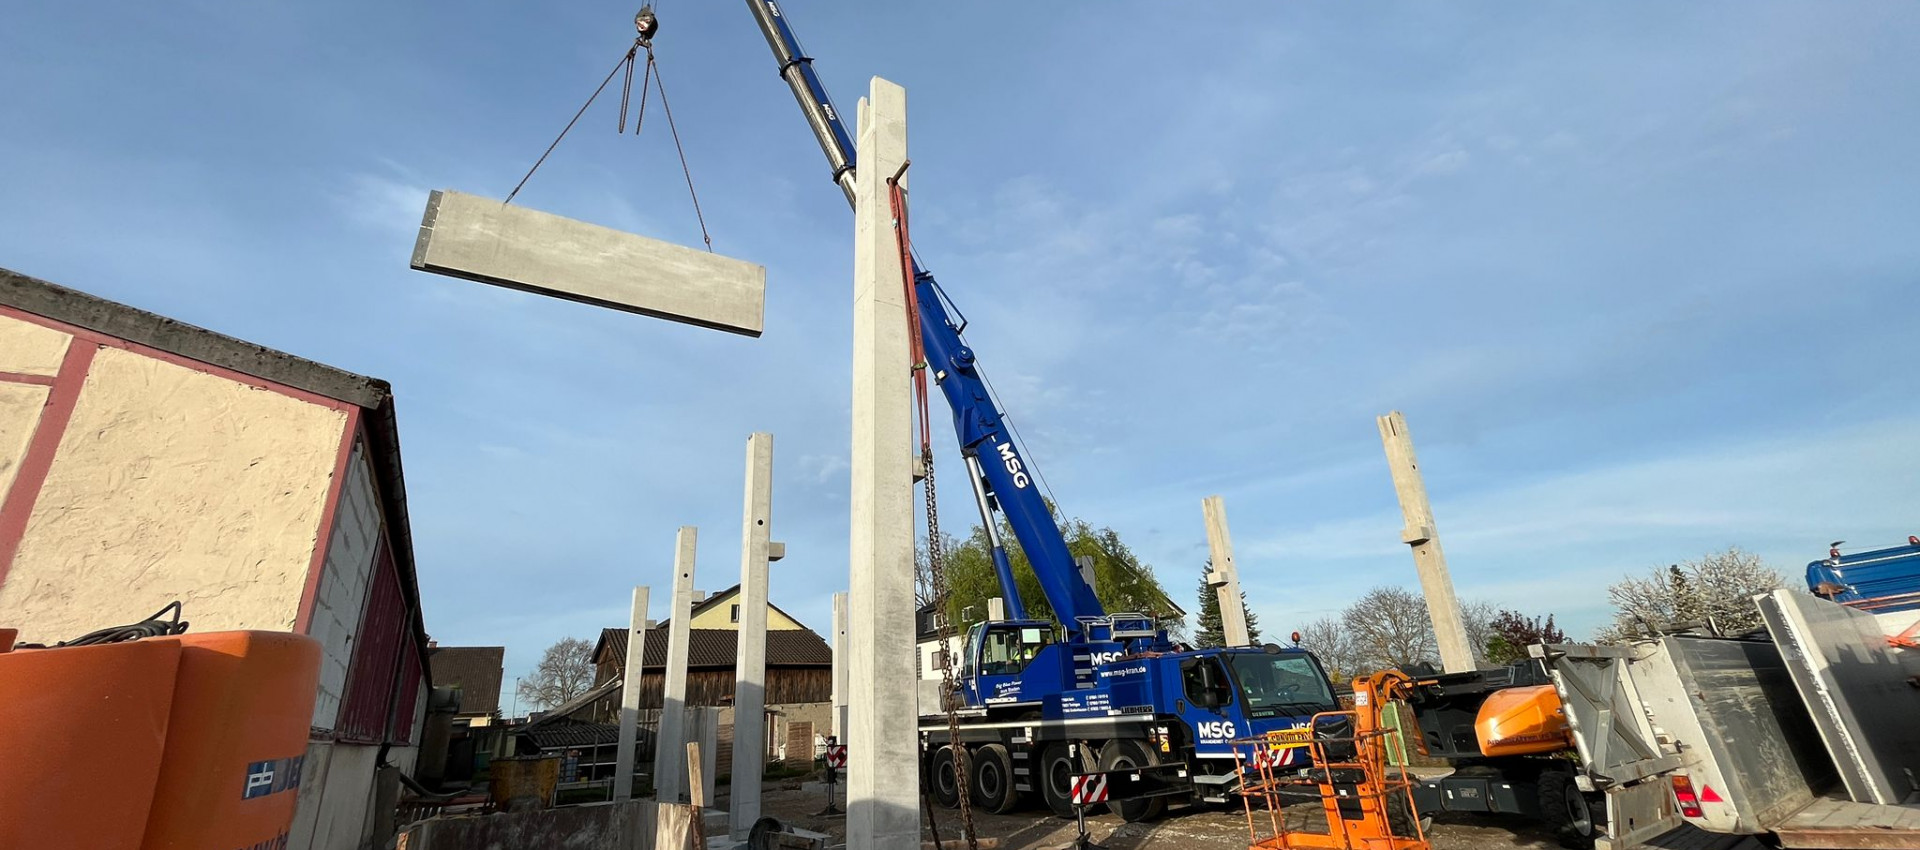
{"left": 141, "top": 630, "right": 322, "bottom": 850}
{"left": 0, "top": 630, "right": 319, "bottom": 850}
{"left": 0, "top": 637, "right": 182, "bottom": 850}
{"left": 1475, "top": 684, "right": 1573, "bottom": 757}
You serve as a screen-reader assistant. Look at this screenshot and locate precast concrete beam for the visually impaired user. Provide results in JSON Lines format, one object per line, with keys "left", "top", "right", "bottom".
{"left": 831, "top": 591, "right": 849, "bottom": 742}
{"left": 411, "top": 190, "right": 766, "bottom": 336}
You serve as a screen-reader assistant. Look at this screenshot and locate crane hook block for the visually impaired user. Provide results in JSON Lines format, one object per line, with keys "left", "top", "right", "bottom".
{"left": 635, "top": 6, "right": 660, "bottom": 43}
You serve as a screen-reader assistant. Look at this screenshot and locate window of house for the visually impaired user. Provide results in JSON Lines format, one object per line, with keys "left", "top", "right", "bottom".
{"left": 730, "top": 604, "right": 740, "bottom": 623}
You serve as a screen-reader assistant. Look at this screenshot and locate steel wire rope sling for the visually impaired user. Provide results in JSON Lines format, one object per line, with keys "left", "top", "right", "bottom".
{"left": 503, "top": 5, "right": 715, "bottom": 251}
{"left": 890, "top": 166, "right": 979, "bottom": 850}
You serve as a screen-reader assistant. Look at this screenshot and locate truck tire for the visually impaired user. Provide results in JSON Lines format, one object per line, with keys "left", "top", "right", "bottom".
{"left": 1097, "top": 739, "right": 1167, "bottom": 822}
{"left": 1037, "top": 744, "right": 1078, "bottom": 819}
{"left": 1538, "top": 769, "right": 1599, "bottom": 849}
{"left": 928, "top": 745, "right": 964, "bottom": 809}
{"left": 970, "top": 744, "right": 1019, "bottom": 814}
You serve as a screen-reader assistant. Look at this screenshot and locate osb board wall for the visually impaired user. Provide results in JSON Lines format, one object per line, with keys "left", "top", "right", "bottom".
{"left": 0, "top": 344, "right": 348, "bottom": 641}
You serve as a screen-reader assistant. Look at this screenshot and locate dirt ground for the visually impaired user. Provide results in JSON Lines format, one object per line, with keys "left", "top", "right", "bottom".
{"left": 752, "top": 779, "right": 1563, "bottom": 850}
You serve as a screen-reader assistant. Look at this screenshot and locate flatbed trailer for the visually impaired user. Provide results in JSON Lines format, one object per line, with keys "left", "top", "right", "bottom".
{"left": 1534, "top": 590, "right": 1920, "bottom": 850}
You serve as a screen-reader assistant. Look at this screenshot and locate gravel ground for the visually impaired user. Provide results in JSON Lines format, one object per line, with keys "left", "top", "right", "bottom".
{"left": 750, "top": 780, "right": 1563, "bottom": 850}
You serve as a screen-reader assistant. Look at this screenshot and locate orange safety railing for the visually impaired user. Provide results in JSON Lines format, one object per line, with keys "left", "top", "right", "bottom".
{"left": 1231, "top": 704, "right": 1430, "bottom": 850}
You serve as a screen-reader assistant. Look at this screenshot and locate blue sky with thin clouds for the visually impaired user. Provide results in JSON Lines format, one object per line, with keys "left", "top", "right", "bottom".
{"left": 4, "top": 2, "right": 1917, "bottom": 701}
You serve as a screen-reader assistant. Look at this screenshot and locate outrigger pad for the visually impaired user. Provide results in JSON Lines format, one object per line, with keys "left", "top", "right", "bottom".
{"left": 411, "top": 189, "right": 766, "bottom": 337}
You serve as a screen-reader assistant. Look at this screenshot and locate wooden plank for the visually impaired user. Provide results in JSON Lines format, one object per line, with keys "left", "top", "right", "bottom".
{"left": 411, "top": 189, "right": 766, "bottom": 337}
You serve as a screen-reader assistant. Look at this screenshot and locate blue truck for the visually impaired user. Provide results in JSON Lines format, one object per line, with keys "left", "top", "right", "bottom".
{"left": 738, "top": 0, "right": 1342, "bottom": 820}
{"left": 1806, "top": 537, "right": 1920, "bottom": 615}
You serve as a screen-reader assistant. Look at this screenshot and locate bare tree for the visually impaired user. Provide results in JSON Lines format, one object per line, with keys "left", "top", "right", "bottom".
{"left": 1460, "top": 598, "right": 1499, "bottom": 668}
{"left": 1597, "top": 546, "right": 1784, "bottom": 642}
{"left": 1295, "top": 616, "right": 1360, "bottom": 684}
{"left": 516, "top": 637, "right": 596, "bottom": 711}
{"left": 1342, "top": 587, "right": 1439, "bottom": 672}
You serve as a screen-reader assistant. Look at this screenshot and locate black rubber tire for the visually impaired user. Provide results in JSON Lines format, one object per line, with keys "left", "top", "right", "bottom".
{"left": 970, "top": 743, "right": 1019, "bottom": 814}
{"left": 1538, "top": 769, "right": 1598, "bottom": 849}
{"left": 928, "top": 745, "right": 964, "bottom": 809}
{"left": 1384, "top": 793, "right": 1431, "bottom": 838}
{"left": 1097, "top": 739, "right": 1168, "bottom": 822}
{"left": 1037, "top": 744, "right": 1079, "bottom": 819}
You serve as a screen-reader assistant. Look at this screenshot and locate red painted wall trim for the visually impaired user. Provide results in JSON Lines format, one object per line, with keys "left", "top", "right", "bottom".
{"left": 0, "top": 371, "right": 56, "bottom": 387}
{"left": 0, "top": 342, "right": 98, "bottom": 585}
{"left": 293, "top": 409, "right": 362, "bottom": 633}
{"left": 0, "top": 304, "right": 354, "bottom": 414}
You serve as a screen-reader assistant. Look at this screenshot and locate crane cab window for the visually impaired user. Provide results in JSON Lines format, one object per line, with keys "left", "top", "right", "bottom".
{"left": 1183, "top": 657, "right": 1233, "bottom": 709}
{"left": 978, "top": 626, "right": 1053, "bottom": 676}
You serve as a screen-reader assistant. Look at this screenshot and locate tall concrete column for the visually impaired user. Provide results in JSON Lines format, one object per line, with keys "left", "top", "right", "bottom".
{"left": 830, "top": 591, "right": 849, "bottom": 742}
{"left": 847, "top": 77, "right": 920, "bottom": 850}
{"left": 1201, "top": 496, "right": 1251, "bottom": 647}
{"left": 654, "top": 526, "right": 698, "bottom": 804}
{"left": 730, "top": 432, "right": 775, "bottom": 839}
{"left": 1377, "top": 410, "right": 1477, "bottom": 674}
{"left": 613, "top": 585, "right": 650, "bottom": 800}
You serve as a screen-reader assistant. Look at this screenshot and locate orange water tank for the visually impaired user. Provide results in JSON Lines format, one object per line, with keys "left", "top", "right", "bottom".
{"left": 0, "top": 630, "right": 320, "bottom": 850}
{"left": 1475, "top": 683, "right": 1573, "bottom": 757}
{"left": 0, "top": 637, "right": 182, "bottom": 850}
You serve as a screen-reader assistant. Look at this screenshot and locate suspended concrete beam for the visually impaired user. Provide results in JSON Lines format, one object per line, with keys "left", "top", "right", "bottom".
{"left": 1202, "top": 496, "right": 1251, "bottom": 647}
{"left": 1377, "top": 411, "right": 1477, "bottom": 674}
{"left": 653, "top": 526, "right": 698, "bottom": 804}
{"left": 846, "top": 77, "right": 920, "bottom": 850}
{"left": 613, "top": 585, "right": 651, "bottom": 800}
{"left": 411, "top": 190, "right": 766, "bottom": 337}
{"left": 730, "top": 432, "right": 775, "bottom": 839}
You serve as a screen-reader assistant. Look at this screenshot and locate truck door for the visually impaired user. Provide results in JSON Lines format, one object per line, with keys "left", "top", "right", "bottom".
{"left": 1178, "top": 656, "right": 1243, "bottom": 758}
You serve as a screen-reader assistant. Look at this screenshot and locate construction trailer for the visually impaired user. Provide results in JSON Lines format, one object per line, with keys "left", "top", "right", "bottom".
{"left": 1533, "top": 589, "right": 1920, "bottom": 849}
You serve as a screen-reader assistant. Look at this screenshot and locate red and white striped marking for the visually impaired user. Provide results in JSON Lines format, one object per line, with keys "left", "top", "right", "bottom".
{"left": 1070, "top": 773, "right": 1109, "bottom": 805}
{"left": 825, "top": 745, "right": 847, "bottom": 768}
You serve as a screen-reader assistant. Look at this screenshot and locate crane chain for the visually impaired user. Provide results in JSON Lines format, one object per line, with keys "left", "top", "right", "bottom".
{"left": 923, "top": 447, "right": 980, "bottom": 850}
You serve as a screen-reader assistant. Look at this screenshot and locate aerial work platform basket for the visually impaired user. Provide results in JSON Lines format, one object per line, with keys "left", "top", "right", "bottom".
{"left": 1232, "top": 672, "right": 1431, "bottom": 850}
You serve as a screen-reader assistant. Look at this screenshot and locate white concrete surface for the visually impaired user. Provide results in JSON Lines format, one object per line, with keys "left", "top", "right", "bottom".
{"left": 615, "top": 585, "right": 652, "bottom": 801}
{"left": 655, "top": 526, "right": 698, "bottom": 803}
{"left": 1201, "top": 496, "right": 1251, "bottom": 647}
{"left": 831, "top": 591, "right": 848, "bottom": 742}
{"left": 411, "top": 190, "right": 767, "bottom": 337}
{"left": 1377, "top": 410, "right": 1477, "bottom": 673}
{"left": 846, "top": 78, "right": 921, "bottom": 850}
{"left": 731, "top": 433, "right": 775, "bottom": 839}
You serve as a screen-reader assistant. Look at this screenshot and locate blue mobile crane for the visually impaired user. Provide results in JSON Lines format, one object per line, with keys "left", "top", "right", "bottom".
{"left": 739, "top": 1, "right": 1341, "bottom": 820}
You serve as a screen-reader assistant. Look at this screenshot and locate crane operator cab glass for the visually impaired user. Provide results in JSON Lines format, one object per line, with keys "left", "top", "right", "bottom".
{"left": 961, "top": 622, "right": 1056, "bottom": 704}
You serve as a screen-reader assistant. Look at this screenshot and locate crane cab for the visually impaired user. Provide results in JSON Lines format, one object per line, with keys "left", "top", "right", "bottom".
{"left": 957, "top": 619, "right": 1061, "bottom": 706}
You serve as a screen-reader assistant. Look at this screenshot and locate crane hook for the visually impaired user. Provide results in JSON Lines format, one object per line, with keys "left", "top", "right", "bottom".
{"left": 635, "top": 5, "right": 660, "bottom": 46}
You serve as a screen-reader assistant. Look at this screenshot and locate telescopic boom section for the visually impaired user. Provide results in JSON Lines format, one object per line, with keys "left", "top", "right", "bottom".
{"left": 742, "top": 0, "right": 1106, "bottom": 634}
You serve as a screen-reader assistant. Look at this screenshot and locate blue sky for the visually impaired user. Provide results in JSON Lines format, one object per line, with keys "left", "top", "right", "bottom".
{"left": 5, "top": 2, "right": 1917, "bottom": 702}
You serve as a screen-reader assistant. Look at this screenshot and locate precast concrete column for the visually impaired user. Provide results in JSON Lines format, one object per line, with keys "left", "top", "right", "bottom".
{"left": 730, "top": 432, "right": 775, "bottom": 839}
{"left": 831, "top": 591, "right": 849, "bottom": 742}
{"left": 1202, "top": 496, "right": 1251, "bottom": 647}
{"left": 1377, "top": 411, "right": 1477, "bottom": 674}
{"left": 613, "top": 585, "right": 650, "bottom": 800}
{"left": 654, "top": 526, "right": 698, "bottom": 804}
{"left": 846, "top": 77, "right": 920, "bottom": 850}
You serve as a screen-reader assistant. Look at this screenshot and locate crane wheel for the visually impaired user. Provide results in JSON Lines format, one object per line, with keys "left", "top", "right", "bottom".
{"left": 1097, "top": 739, "right": 1167, "bottom": 822}
{"left": 970, "top": 744, "right": 1019, "bottom": 814}
{"left": 928, "top": 745, "right": 965, "bottom": 809}
{"left": 1037, "top": 744, "right": 1078, "bottom": 819}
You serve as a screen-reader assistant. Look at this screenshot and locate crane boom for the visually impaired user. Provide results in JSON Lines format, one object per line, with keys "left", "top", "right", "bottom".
{"left": 742, "top": 0, "right": 1105, "bottom": 634}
